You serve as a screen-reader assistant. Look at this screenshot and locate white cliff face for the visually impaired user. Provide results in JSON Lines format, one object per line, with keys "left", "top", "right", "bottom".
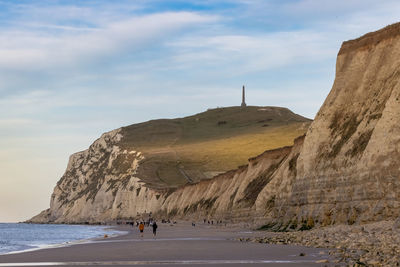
{"left": 31, "top": 129, "right": 163, "bottom": 223}
{"left": 31, "top": 23, "right": 400, "bottom": 227}
{"left": 155, "top": 24, "right": 400, "bottom": 227}
{"left": 159, "top": 146, "right": 292, "bottom": 222}
{"left": 252, "top": 23, "right": 400, "bottom": 228}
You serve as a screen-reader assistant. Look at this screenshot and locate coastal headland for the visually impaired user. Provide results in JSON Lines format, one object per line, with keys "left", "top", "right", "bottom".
{"left": 31, "top": 23, "right": 400, "bottom": 228}
{"left": 24, "top": 22, "right": 400, "bottom": 267}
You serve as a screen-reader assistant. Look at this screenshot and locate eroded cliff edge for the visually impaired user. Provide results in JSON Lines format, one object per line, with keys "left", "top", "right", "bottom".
{"left": 162, "top": 23, "right": 400, "bottom": 227}
{"left": 30, "top": 106, "right": 309, "bottom": 224}
{"left": 31, "top": 23, "right": 400, "bottom": 226}
{"left": 31, "top": 129, "right": 163, "bottom": 223}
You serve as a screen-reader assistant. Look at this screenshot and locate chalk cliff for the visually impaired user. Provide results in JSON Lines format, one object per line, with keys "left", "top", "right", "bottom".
{"left": 160, "top": 23, "right": 400, "bottom": 227}
{"left": 31, "top": 129, "right": 163, "bottom": 223}
{"left": 30, "top": 106, "right": 309, "bottom": 223}
{"left": 31, "top": 23, "right": 400, "bottom": 226}
{"left": 274, "top": 22, "right": 400, "bottom": 226}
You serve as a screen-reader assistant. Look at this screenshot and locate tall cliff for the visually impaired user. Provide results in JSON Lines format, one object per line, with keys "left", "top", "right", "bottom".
{"left": 31, "top": 23, "right": 400, "bottom": 226}
{"left": 158, "top": 23, "right": 400, "bottom": 227}
{"left": 30, "top": 106, "right": 309, "bottom": 223}
{"left": 273, "top": 22, "right": 400, "bottom": 226}
{"left": 31, "top": 129, "right": 163, "bottom": 223}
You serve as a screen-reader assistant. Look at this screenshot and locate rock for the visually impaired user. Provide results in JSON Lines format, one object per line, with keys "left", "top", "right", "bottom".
{"left": 393, "top": 217, "right": 400, "bottom": 229}
{"left": 367, "top": 260, "right": 380, "bottom": 265}
{"left": 354, "top": 261, "right": 367, "bottom": 267}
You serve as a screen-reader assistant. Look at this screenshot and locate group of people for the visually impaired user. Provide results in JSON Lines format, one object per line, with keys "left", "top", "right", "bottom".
{"left": 116, "top": 217, "right": 160, "bottom": 238}
{"left": 203, "top": 219, "right": 223, "bottom": 225}
{"left": 122, "top": 218, "right": 226, "bottom": 239}
{"left": 137, "top": 220, "right": 158, "bottom": 238}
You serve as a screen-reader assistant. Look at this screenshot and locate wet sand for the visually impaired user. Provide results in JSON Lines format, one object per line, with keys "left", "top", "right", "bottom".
{"left": 0, "top": 222, "right": 330, "bottom": 266}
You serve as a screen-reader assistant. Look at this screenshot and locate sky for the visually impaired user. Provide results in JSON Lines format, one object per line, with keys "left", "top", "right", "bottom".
{"left": 1, "top": 0, "right": 400, "bottom": 222}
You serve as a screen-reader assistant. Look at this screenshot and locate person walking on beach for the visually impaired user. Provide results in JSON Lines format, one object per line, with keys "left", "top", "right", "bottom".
{"left": 139, "top": 222, "right": 145, "bottom": 238}
{"left": 152, "top": 221, "right": 158, "bottom": 238}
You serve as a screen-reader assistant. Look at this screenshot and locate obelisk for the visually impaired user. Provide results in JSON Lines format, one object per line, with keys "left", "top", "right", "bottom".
{"left": 241, "top": 85, "right": 247, "bottom": 107}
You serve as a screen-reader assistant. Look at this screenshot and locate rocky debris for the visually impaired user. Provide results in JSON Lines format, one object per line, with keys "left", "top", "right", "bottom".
{"left": 393, "top": 216, "right": 400, "bottom": 229}
{"left": 245, "top": 221, "right": 400, "bottom": 266}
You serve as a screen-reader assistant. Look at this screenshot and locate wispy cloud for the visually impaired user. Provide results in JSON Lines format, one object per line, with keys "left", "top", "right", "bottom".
{"left": 168, "top": 30, "right": 336, "bottom": 76}
{"left": 0, "top": 12, "right": 218, "bottom": 71}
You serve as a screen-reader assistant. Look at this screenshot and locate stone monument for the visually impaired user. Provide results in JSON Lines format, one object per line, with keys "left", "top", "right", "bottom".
{"left": 241, "top": 85, "right": 247, "bottom": 107}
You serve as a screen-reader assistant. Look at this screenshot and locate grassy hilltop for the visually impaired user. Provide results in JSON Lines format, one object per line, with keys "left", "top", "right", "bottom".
{"left": 120, "top": 106, "right": 311, "bottom": 189}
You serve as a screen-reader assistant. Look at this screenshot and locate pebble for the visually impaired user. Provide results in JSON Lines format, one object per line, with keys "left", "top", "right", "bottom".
{"left": 247, "top": 220, "right": 400, "bottom": 266}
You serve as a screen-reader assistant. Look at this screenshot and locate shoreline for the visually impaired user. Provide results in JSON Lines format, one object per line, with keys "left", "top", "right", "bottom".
{"left": 0, "top": 221, "right": 330, "bottom": 267}
{"left": 0, "top": 224, "right": 128, "bottom": 256}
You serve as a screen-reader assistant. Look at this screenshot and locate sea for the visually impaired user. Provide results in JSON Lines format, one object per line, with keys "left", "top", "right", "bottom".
{"left": 0, "top": 223, "right": 124, "bottom": 255}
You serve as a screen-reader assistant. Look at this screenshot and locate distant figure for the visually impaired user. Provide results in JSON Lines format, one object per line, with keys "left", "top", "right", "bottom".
{"left": 139, "top": 222, "right": 145, "bottom": 238}
{"left": 203, "top": 219, "right": 206, "bottom": 224}
{"left": 152, "top": 221, "right": 158, "bottom": 238}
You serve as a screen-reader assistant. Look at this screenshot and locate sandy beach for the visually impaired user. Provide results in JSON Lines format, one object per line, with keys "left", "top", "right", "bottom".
{"left": 0, "top": 222, "right": 330, "bottom": 266}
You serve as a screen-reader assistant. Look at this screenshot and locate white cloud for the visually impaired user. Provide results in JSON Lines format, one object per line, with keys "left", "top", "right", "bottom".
{"left": 168, "top": 30, "right": 337, "bottom": 76}
{"left": 0, "top": 118, "right": 39, "bottom": 127}
{"left": 0, "top": 12, "right": 218, "bottom": 70}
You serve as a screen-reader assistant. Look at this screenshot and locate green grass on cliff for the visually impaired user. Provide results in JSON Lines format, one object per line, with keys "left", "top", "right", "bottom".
{"left": 120, "top": 106, "right": 311, "bottom": 189}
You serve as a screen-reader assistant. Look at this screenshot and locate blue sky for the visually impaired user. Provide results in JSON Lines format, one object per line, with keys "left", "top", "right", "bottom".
{"left": 1, "top": 0, "right": 400, "bottom": 222}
